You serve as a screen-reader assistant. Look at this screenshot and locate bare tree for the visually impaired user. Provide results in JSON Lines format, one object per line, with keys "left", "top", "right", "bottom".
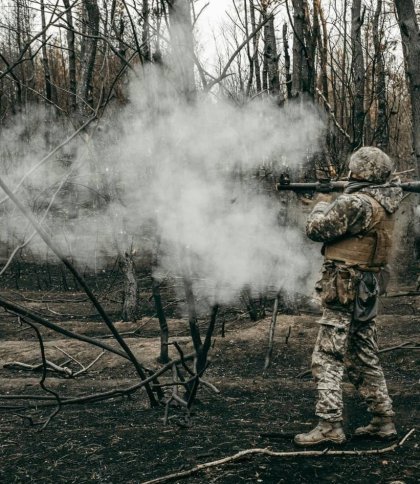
{"left": 351, "top": 0, "right": 366, "bottom": 149}
{"left": 372, "top": 0, "right": 389, "bottom": 150}
{"left": 262, "top": 3, "right": 280, "bottom": 98}
{"left": 142, "top": 0, "right": 152, "bottom": 62}
{"left": 77, "top": 0, "right": 100, "bottom": 118}
{"left": 250, "top": 0, "right": 262, "bottom": 93}
{"left": 167, "top": 0, "right": 196, "bottom": 101}
{"left": 394, "top": 0, "right": 420, "bottom": 173}
{"left": 40, "top": 0, "right": 54, "bottom": 104}
{"left": 283, "top": 23, "right": 292, "bottom": 99}
{"left": 62, "top": 0, "right": 77, "bottom": 113}
{"left": 291, "top": 0, "right": 306, "bottom": 97}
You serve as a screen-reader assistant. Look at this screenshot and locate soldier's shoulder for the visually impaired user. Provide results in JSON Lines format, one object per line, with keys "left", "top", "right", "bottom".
{"left": 333, "top": 193, "right": 368, "bottom": 210}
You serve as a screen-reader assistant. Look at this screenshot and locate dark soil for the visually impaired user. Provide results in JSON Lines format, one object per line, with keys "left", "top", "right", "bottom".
{"left": 0, "top": 288, "right": 419, "bottom": 484}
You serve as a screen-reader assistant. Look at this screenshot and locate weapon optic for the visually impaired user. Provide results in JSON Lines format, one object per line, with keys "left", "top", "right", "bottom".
{"left": 276, "top": 177, "right": 420, "bottom": 193}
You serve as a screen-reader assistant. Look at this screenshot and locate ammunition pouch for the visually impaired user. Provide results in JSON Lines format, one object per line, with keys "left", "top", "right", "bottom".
{"left": 316, "top": 265, "right": 357, "bottom": 307}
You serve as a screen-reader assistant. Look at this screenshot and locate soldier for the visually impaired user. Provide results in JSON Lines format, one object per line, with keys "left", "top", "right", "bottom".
{"left": 294, "top": 147, "right": 403, "bottom": 446}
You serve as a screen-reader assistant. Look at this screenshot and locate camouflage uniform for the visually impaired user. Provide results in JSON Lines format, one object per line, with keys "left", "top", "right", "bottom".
{"left": 306, "top": 183, "right": 403, "bottom": 423}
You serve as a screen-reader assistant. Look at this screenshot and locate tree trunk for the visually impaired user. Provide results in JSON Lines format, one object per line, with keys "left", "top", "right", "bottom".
{"left": 14, "top": 0, "right": 23, "bottom": 106}
{"left": 291, "top": 0, "right": 305, "bottom": 96}
{"left": 244, "top": 0, "right": 254, "bottom": 97}
{"left": 283, "top": 23, "right": 292, "bottom": 99}
{"left": 291, "top": 0, "right": 313, "bottom": 97}
{"left": 62, "top": 0, "right": 77, "bottom": 113}
{"left": 351, "top": 0, "right": 365, "bottom": 149}
{"left": 142, "top": 0, "right": 152, "bottom": 62}
{"left": 394, "top": 0, "right": 420, "bottom": 173}
{"left": 120, "top": 252, "right": 138, "bottom": 322}
{"left": 340, "top": 0, "right": 348, "bottom": 130}
{"left": 77, "top": 0, "right": 100, "bottom": 118}
{"left": 151, "top": 277, "right": 169, "bottom": 363}
{"left": 40, "top": 0, "right": 53, "bottom": 103}
{"left": 304, "top": 0, "right": 316, "bottom": 98}
{"left": 373, "top": 0, "right": 389, "bottom": 150}
{"left": 167, "top": 0, "right": 196, "bottom": 102}
{"left": 250, "top": 1, "right": 262, "bottom": 93}
{"left": 264, "top": 13, "right": 280, "bottom": 98}
{"left": 315, "top": 0, "right": 328, "bottom": 101}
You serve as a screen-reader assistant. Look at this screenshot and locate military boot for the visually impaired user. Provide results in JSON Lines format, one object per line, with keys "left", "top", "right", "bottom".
{"left": 294, "top": 420, "right": 346, "bottom": 447}
{"left": 354, "top": 416, "right": 397, "bottom": 440}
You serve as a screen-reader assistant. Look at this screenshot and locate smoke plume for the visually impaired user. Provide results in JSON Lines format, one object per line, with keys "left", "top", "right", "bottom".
{"left": 0, "top": 66, "right": 325, "bottom": 308}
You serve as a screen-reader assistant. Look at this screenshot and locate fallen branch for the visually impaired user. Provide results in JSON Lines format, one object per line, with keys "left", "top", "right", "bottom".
{"left": 0, "top": 352, "right": 196, "bottom": 408}
{"left": 4, "top": 359, "right": 73, "bottom": 377}
{"left": 141, "top": 429, "right": 416, "bottom": 484}
{"left": 0, "top": 298, "right": 128, "bottom": 359}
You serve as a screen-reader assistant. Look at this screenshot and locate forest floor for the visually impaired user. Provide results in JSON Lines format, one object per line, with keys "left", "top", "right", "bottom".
{"left": 0, "top": 286, "right": 419, "bottom": 483}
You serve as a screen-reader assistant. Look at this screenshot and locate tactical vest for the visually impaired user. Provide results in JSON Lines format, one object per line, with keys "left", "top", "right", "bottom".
{"left": 324, "top": 193, "right": 395, "bottom": 269}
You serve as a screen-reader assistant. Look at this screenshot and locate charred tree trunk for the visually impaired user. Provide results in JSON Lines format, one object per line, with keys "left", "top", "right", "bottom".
{"left": 340, "top": 0, "right": 348, "bottom": 131}
{"left": 77, "top": 0, "right": 100, "bottom": 118}
{"left": 244, "top": 0, "right": 254, "bottom": 97}
{"left": 373, "top": 0, "right": 389, "bottom": 151}
{"left": 303, "top": 0, "right": 316, "bottom": 98}
{"left": 13, "top": 0, "right": 23, "bottom": 107}
{"left": 167, "top": 0, "right": 196, "bottom": 102}
{"left": 291, "top": 0, "right": 305, "bottom": 97}
{"left": 250, "top": 1, "right": 262, "bottom": 93}
{"left": 151, "top": 277, "right": 169, "bottom": 363}
{"left": 263, "top": 12, "right": 280, "bottom": 98}
{"left": 40, "top": 0, "right": 53, "bottom": 104}
{"left": 283, "top": 23, "right": 292, "bottom": 99}
{"left": 291, "top": 0, "right": 313, "bottom": 97}
{"left": 62, "top": 0, "right": 77, "bottom": 113}
{"left": 315, "top": 0, "right": 329, "bottom": 101}
{"left": 120, "top": 251, "right": 138, "bottom": 322}
{"left": 351, "top": 0, "right": 365, "bottom": 149}
{"left": 394, "top": 0, "right": 420, "bottom": 173}
{"left": 142, "top": 0, "right": 152, "bottom": 62}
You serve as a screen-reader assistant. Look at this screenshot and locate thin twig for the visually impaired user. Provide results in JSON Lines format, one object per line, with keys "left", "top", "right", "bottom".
{"left": 73, "top": 351, "right": 105, "bottom": 377}
{"left": 315, "top": 87, "right": 352, "bottom": 142}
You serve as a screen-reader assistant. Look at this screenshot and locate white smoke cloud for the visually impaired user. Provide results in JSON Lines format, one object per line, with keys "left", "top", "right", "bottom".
{"left": 0, "top": 66, "right": 325, "bottom": 308}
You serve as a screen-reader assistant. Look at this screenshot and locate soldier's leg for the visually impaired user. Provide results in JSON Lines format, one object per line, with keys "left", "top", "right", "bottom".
{"left": 345, "top": 319, "right": 394, "bottom": 418}
{"left": 311, "top": 308, "right": 352, "bottom": 422}
{"left": 294, "top": 308, "right": 350, "bottom": 446}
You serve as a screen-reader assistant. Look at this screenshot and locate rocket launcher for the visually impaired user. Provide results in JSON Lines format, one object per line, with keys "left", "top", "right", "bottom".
{"left": 276, "top": 174, "right": 420, "bottom": 194}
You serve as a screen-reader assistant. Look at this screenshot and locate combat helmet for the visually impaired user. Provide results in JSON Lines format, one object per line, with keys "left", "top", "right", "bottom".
{"left": 349, "top": 147, "right": 393, "bottom": 183}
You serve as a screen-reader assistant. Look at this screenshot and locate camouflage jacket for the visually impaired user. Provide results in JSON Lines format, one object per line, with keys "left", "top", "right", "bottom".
{"left": 306, "top": 184, "right": 403, "bottom": 243}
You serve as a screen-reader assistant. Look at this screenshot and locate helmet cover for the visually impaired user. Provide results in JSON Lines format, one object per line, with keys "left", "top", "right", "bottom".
{"left": 349, "top": 147, "right": 393, "bottom": 183}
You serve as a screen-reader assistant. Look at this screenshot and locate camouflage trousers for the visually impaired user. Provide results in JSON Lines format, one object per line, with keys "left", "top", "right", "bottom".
{"left": 312, "top": 307, "right": 394, "bottom": 422}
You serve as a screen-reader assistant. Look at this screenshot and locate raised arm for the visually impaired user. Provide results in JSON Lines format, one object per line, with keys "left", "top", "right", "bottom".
{"left": 306, "top": 195, "right": 373, "bottom": 243}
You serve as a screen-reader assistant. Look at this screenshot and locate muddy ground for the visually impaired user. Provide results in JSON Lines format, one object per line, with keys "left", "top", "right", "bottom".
{"left": 0, "top": 284, "right": 418, "bottom": 483}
